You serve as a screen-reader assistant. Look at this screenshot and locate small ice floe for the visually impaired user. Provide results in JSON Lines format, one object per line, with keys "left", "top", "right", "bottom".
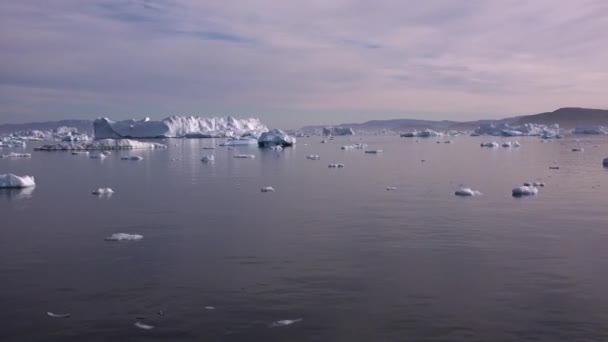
{"left": 102, "top": 151, "right": 111, "bottom": 156}
{"left": 121, "top": 155, "right": 143, "bottom": 161}
{"left": 502, "top": 141, "right": 521, "bottom": 148}
{"left": 524, "top": 182, "right": 545, "bottom": 187}
{"left": 444, "top": 140, "right": 454, "bottom": 144}
{"left": 365, "top": 150, "right": 383, "bottom": 154}
{"left": 202, "top": 147, "right": 216, "bottom": 150}
{"left": 201, "top": 155, "right": 215, "bottom": 163}
{"left": 512, "top": 186, "right": 539, "bottom": 197}
{"left": 480, "top": 142, "right": 499, "bottom": 148}
{"left": 455, "top": 188, "right": 482, "bottom": 196}
{"left": 1, "top": 152, "right": 32, "bottom": 158}
{"left": 90, "top": 153, "right": 106, "bottom": 159}
{"left": 104, "top": 233, "right": 143, "bottom": 241}
{"left": 341, "top": 145, "right": 355, "bottom": 150}
{"left": 386, "top": 187, "right": 397, "bottom": 191}
{"left": 572, "top": 148, "right": 584, "bottom": 152}
{"left": 71, "top": 151, "right": 89, "bottom": 155}
{"left": 134, "top": 322, "right": 154, "bottom": 330}
{"left": 270, "top": 319, "right": 302, "bottom": 327}
{"left": 603, "top": 158, "right": 608, "bottom": 167}
{"left": 328, "top": 163, "right": 345, "bottom": 168}
{"left": 204, "top": 306, "right": 216, "bottom": 310}
{"left": 0, "top": 174, "right": 36, "bottom": 188}
{"left": 355, "top": 143, "right": 367, "bottom": 149}
{"left": 92, "top": 188, "right": 114, "bottom": 195}
{"left": 47, "top": 312, "right": 70, "bottom": 318}
{"left": 233, "top": 154, "right": 255, "bottom": 159}
{"left": 306, "top": 155, "right": 320, "bottom": 160}
{"left": 261, "top": 186, "right": 275, "bottom": 192}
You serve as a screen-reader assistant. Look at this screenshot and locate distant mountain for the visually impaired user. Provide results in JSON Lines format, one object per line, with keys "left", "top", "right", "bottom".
{"left": 300, "top": 107, "right": 608, "bottom": 133}
{"left": 0, "top": 119, "right": 93, "bottom": 135}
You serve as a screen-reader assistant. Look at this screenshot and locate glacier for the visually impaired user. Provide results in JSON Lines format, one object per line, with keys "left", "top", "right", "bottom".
{"left": 0, "top": 174, "right": 36, "bottom": 188}
{"left": 94, "top": 116, "right": 268, "bottom": 139}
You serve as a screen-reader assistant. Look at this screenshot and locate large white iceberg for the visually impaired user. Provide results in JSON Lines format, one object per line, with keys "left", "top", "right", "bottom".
{"left": 4, "top": 127, "right": 91, "bottom": 142}
{"left": 0, "top": 174, "right": 36, "bottom": 188}
{"left": 474, "top": 123, "right": 560, "bottom": 137}
{"left": 35, "top": 139, "right": 167, "bottom": 151}
{"left": 94, "top": 116, "right": 268, "bottom": 139}
{"left": 573, "top": 126, "right": 608, "bottom": 135}
{"left": 257, "top": 129, "right": 296, "bottom": 147}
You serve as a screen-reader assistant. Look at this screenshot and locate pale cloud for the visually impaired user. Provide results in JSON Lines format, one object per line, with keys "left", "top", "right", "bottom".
{"left": 1, "top": 0, "right": 607, "bottom": 127}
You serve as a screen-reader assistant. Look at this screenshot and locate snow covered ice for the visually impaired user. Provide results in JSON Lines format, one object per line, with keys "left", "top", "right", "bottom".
{"left": 105, "top": 233, "right": 143, "bottom": 241}
{"left": 512, "top": 186, "right": 539, "bottom": 197}
{"left": 94, "top": 116, "right": 268, "bottom": 139}
{"left": 328, "top": 163, "right": 345, "bottom": 168}
{"left": 0, "top": 174, "right": 36, "bottom": 188}
{"left": 455, "top": 188, "right": 482, "bottom": 196}
{"left": 258, "top": 129, "right": 296, "bottom": 147}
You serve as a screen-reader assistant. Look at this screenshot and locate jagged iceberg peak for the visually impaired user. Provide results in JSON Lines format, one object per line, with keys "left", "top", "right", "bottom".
{"left": 258, "top": 129, "right": 296, "bottom": 147}
{"left": 94, "top": 116, "right": 268, "bottom": 139}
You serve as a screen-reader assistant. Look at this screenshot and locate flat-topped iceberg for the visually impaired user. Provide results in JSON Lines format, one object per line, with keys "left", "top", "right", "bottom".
{"left": 455, "top": 188, "right": 482, "bottom": 196}
{"left": 474, "top": 123, "right": 560, "bottom": 137}
{"left": 400, "top": 129, "right": 443, "bottom": 138}
{"left": 323, "top": 127, "right": 355, "bottom": 136}
{"left": 35, "top": 139, "right": 167, "bottom": 151}
{"left": 258, "top": 129, "right": 296, "bottom": 147}
{"left": 0, "top": 174, "right": 36, "bottom": 188}
{"left": 3, "top": 127, "right": 91, "bottom": 142}
{"left": 94, "top": 116, "right": 268, "bottom": 139}
{"left": 573, "top": 126, "right": 608, "bottom": 135}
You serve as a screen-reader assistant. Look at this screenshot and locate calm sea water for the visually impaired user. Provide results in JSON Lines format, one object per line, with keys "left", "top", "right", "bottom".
{"left": 1, "top": 135, "right": 608, "bottom": 341}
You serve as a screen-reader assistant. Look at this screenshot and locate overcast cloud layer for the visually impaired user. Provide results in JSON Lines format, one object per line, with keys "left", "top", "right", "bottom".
{"left": 1, "top": 0, "right": 607, "bottom": 127}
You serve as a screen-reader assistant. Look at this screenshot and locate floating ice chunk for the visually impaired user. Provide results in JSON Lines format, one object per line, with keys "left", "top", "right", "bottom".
{"left": 328, "top": 163, "right": 345, "bottom": 168}
{"left": 549, "top": 166, "right": 560, "bottom": 170}
{"left": 386, "top": 187, "right": 397, "bottom": 191}
{"left": 365, "top": 150, "right": 383, "bottom": 154}
{"left": 121, "top": 155, "right": 143, "bottom": 161}
{"left": 444, "top": 140, "right": 454, "bottom": 144}
{"left": 202, "top": 146, "right": 216, "bottom": 150}
{"left": 47, "top": 312, "right": 70, "bottom": 318}
{"left": 134, "top": 322, "right": 154, "bottom": 330}
{"left": 90, "top": 153, "right": 106, "bottom": 159}
{"left": 258, "top": 129, "right": 296, "bottom": 147}
{"left": 320, "top": 139, "right": 327, "bottom": 143}
{"left": 269, "top": 145, "right": 283, "bottom": 151}
{"left": 220, "top": 137, "right": 258, "bottom": 146}
{"left": 1, "top": 152, "right": 31, "bottom": 158}
{"left": 512, "top": 186, "right": 539, "bottom": 197}
{"left": 455, "top": 188, "right": 482, "bottom": 196}
{"left": 261, "top": 186, "right": 275, "bottom": 192}
{"left": 502, "top": 141, "right": 521, "bottom": 148}
{"left": 572, "top": 148, "right": 584, "bottom": 152}
{"left": 36, "top": 139, "right": 167, "bottom": 151}
{"left": 102, "top": 151, "right": 111, "bottom": 156}
{"left": 0, "top": 174, "right": 36, "bottom": 188}
{"left": 341, "top": 145, "right": 355, "bottom": 150}
{"left": 271, "top": 319, "right": 302, "bottom": 327}
{"left": 573, "top": 126, "right": 608, "bottom": 135}
{"left": 474, "top": 122, "right": 560, "bottom": 137}
{"left": 201, "top": 155, "right": 215, "bottom": 163}
{"left": 92, "top": 188, "right": 114, "bottom": 195}
{"left": 480, "top": 142, "right": 499, "bottom": 148}
{"left": 603, "top": 158, "right": 608, "bottom": 167}
{"left": 323, "top": 126, "right": 355, "bottom": 136}
{"left": 105, "top": 233, "right": 143, "bottom": 241}
{"left": 204, "top": 306, "right": 216, "bottom": 310}
{"left": 71, "top": 151, "right": 89, "bottom": 155}
{"left": 400, "top": 129, "right": 443, "bottom": 137}
{"left": 306, "top": 155, "right": 320, "bottom": 160}
{"left": 233, "top": 154, "right": 255, "bottom": 159}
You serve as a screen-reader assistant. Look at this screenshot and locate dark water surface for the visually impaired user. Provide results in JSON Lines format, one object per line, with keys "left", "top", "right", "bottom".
{"left": 2, "top": 136, "right": 608, "bottom": 341}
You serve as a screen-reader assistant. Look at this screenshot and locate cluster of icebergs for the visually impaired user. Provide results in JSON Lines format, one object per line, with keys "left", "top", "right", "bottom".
{"left": 1, "top": 127, "right": 91, "bottom": 143}
{"left": 1, "top": 152, "right": 32, "bottom": 158}
{"left": 0, "top": 137, "right": 27, "bottom": 148}
{"left": 473, "top": 123, "right": 561, "bottom": 138}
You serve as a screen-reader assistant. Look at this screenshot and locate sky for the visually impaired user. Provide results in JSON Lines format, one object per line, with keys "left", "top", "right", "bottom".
{"left": 1, "top": 0, "right": 607, "bottom": 129}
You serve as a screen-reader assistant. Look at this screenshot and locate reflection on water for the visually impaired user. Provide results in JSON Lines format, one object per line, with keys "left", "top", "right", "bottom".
{"left": 0, "top": 186, "right": 35, "bottom": 201}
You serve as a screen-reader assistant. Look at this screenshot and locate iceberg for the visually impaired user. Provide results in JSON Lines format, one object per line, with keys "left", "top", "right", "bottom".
{"left": 455, "top": 188, "right": 482, "bottom": 196}
{"left": 271, "top": 319, "right": 302, "bottom": 327}
{"left": 5, "top": 127, "right": 91, "bottom": 142}
{"left": 94, "top": 116, "right": 268, "bottom": 139}
{"left": 201, "top": 155, "right": 215, "bottom": 163}
{"left": 306, "top": 155, "right": 321, "bottom": 160}
{"left": 573, "top": 126, "right": 608, "bottom": 135}
{"left": 323, "top": 127, "right": 355, "bottom": 136}
{"left": 35, "top": 139, "right": 167, "bottom": 151}
{"left": 121, "top": 155, "right": 144, "bottom": 161}
{"left": 90, "top": 153, "right": 107, "bottom": 159}
{"left": 1, "top": 152, "right": 32, "bottom": 158}
{"left": 261, "top": 186, "right": 275, "bottom": 192}
{"left": 105, "top": 233, "right": 142, "bottom": 241}
{"left": 219, "top": 137, "right": 258, "bottom": 146}
{"left": 257, "top": 129, "right": 296, "bottom": 147}
{"left": 47, "top": 312, "right": 70, "bottom": 318}
{"left": 233, "top": 154, "right": 255, "bottom": 159}
{"left": 572, "top": 148, "right": 584, "bottom": 152}
{"left": 328, "top": 163, "right": 345, "bottom": 168}
{"left": 92, "top": 188, "right": 114, "bottom": 195}
{"left": 502, "top": 141, "right": 521, "bottom": 148}
{"left": 512, "top": 186, "right": 539, "bottom": 197}
{"left": 400, "top": 129, "right": 443, "bottom": 138}
{"left": 474, "top": 122, "right": 560, "bottom": 137}
{"left": 386, "top": 186, "right": 397, "bottom": 191}
{"left": 0, "top": 174, "right": 36, "bottom": 188}
{"left": 365, "top": 149, "right": 383, "bottom": 154}
{"left": 0, "top": 137, "right": 27, "bottom": 148}
{"left": 134, "top": 322, "right": 154, "bottom": 330}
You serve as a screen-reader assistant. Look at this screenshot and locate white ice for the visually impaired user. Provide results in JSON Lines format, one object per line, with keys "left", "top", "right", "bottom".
{"left": 92, "top": 188, "right": 114, "bottom": 195}
{"left": 271, "top": 319, "right": 302, "bottom": 327}
{"left": 512, "top": 186, "right": 539, "bottom": 197}
{"left": 258, "top": 129, "right": 296, "bottom": 147}
{"left": 0, "top": 152, "right": 32, "bottom": 158}
{"left": 455, "top": 188, "right": 482, "bottom": 196}
{"left": 233, "top": 154, "right": 255, "bottom": 159}
{"left": 261, "top": 186, "right": 275, "bottom": 192}
{"left": 134, "top": 322, "right": 154, "bottom": 330}
{"left": 105, "top": 233, "right": 143, "bottom": 241}
{"left": 306, "top": 155, "right": 321, "bottom": 160}
{"left": 0, "top": 174, "right": 36, "bottom": 188}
